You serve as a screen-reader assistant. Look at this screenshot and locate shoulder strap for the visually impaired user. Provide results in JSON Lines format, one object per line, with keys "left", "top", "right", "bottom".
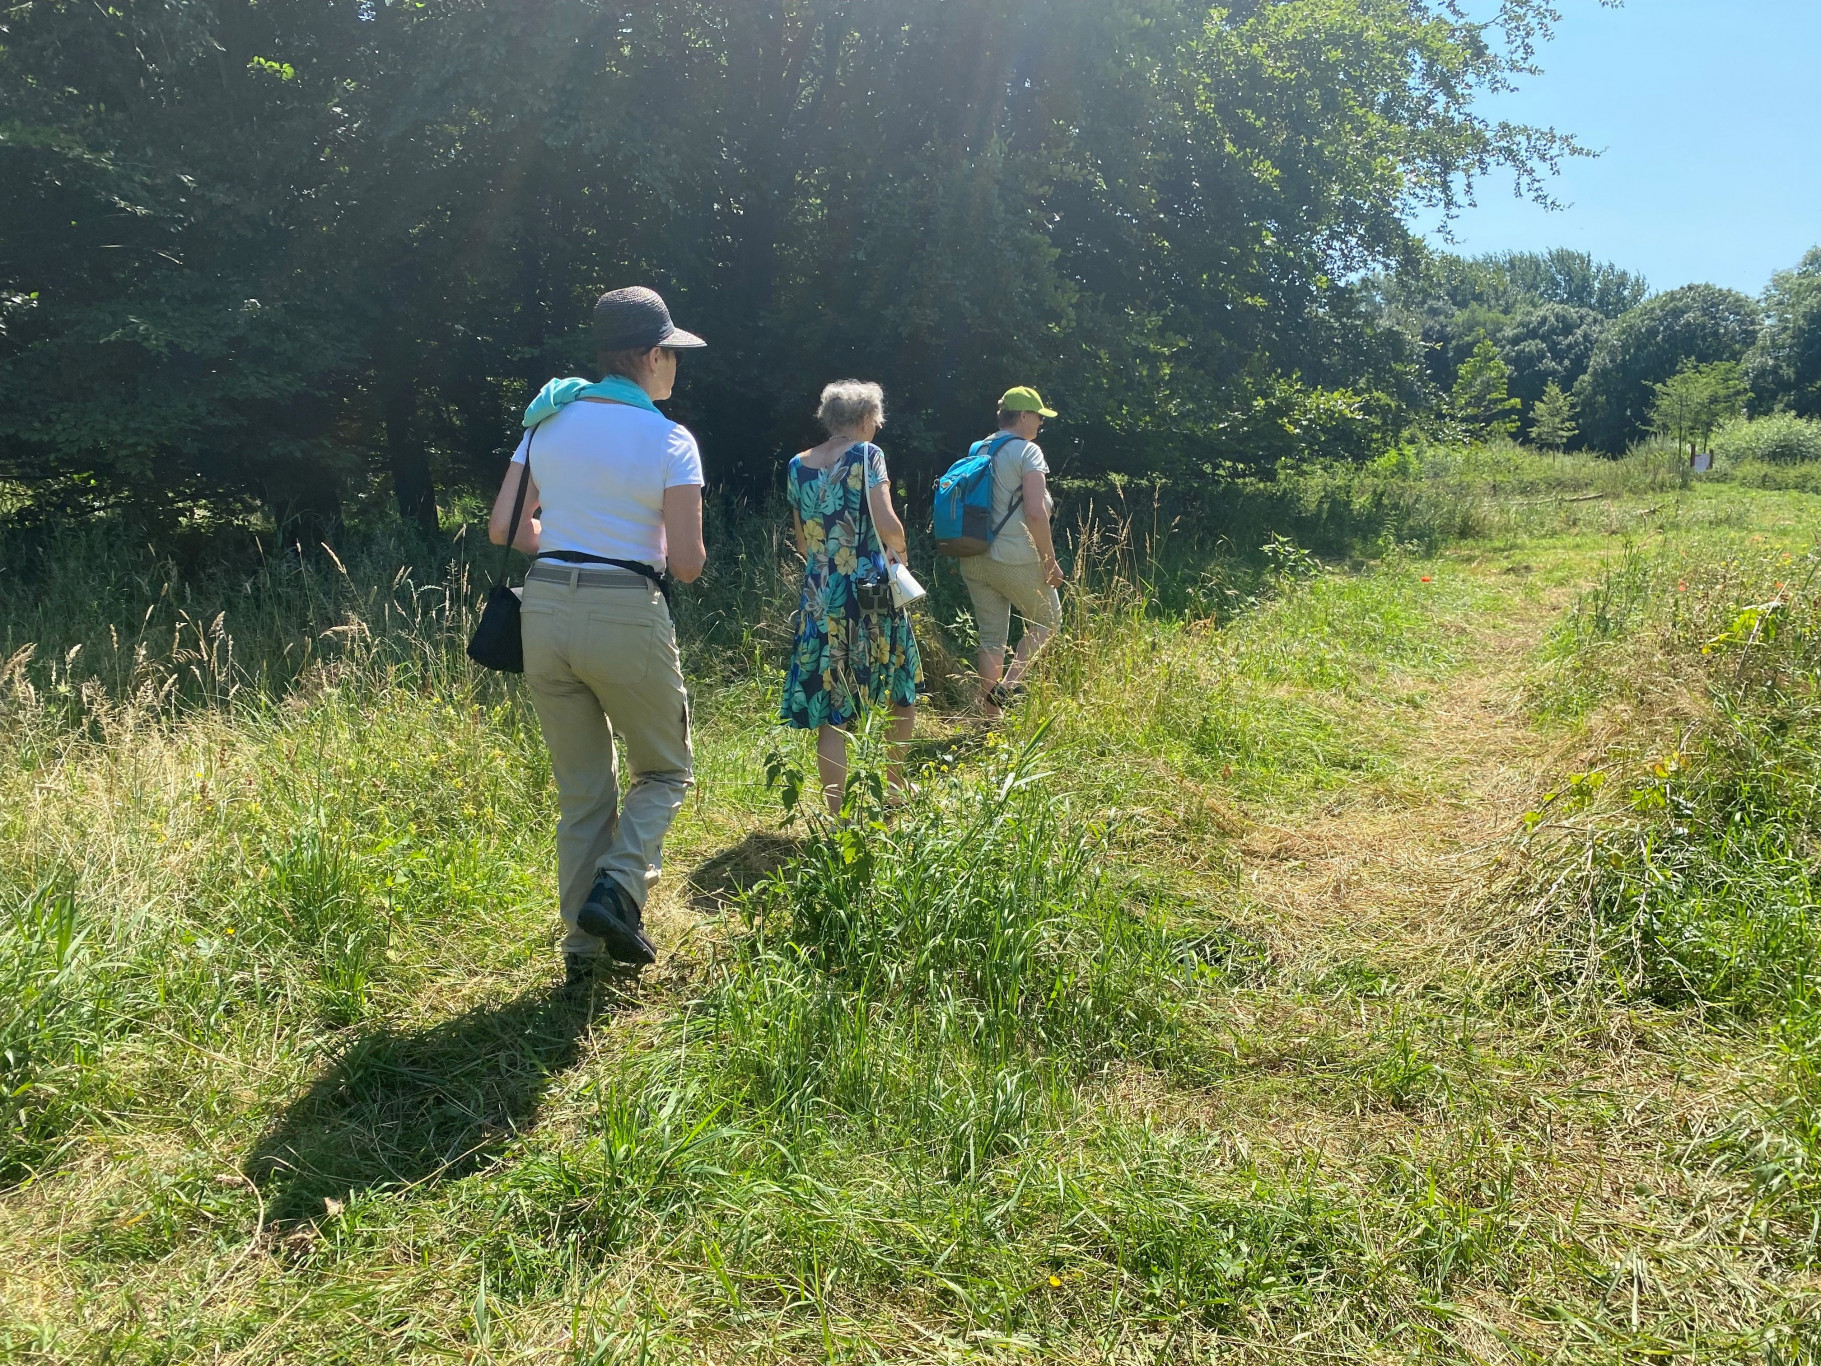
{"left": 985, "top": 434, "right": 1024, "bottom": 535}
{"left": 497, "top": 425, "right": 537, "bottom": 585}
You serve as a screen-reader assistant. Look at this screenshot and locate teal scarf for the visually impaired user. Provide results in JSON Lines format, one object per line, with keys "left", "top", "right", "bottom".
{"left": 523, "top": 374, "right": 659, "bottom": 427}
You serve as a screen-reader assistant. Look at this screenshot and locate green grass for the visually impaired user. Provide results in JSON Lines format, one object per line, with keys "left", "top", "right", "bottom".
{"left": 4, "top": 454, "right": 1821, "bottom": 1361}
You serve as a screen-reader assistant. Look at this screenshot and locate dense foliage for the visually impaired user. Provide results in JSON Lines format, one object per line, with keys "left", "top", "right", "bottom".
{"left": 0, "top": 0, "right": 1593, "bottom": 525}
{"left": 1378, "top": 248, "right": 1821, "bottom": 454}
{"left": 1746, "top": 248, "right": 1821, "bottom": 420}
{"left": 1573, "top": 284, "right": 1761, "bottom": 454}
{"left": 1374, "top": 247, "right": 1646, "bottom": 411}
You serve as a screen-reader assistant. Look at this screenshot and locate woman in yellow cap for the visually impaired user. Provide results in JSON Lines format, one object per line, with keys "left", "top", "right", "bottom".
{"left": 960, "top": 386, "right": 1064, "bottom": 717}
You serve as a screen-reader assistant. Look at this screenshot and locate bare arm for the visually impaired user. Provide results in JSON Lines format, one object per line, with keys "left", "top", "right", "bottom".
{"left": 663, "top": 484, "right": 706, "bottom": 583}
{"left": 1022, "top": 468, "right": 1063, "bottom": 587}
{"left": 867, "top": 481, "right": 909, "bottom": 556}
{"left": 488, "top": 462, "right": 541, "bottom": 553}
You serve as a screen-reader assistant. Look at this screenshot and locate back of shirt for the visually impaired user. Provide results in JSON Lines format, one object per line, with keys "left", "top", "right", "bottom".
{"left": 985, "top": 434, "right": 1052, "bottom": 564}
{"left": 510, "top": 400, "right": 704, "bottom": 571}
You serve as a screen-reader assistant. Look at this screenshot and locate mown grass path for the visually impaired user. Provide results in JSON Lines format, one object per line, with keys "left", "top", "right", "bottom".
{"left": 1140, "top": 495, "right": 1821, "bottom": 1362}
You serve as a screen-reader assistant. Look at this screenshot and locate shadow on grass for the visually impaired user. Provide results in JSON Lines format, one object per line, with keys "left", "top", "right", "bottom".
{"left": 685, "top": 830, "right": 805, "bottom": 914}
{"left": 245, "top": 980, "right": 632, "bottom": 1223}
{"left": 905, "top": 722, "right": 993, "bottom": 774}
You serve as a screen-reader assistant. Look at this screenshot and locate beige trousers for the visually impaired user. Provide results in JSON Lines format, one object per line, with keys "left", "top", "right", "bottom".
{"left": 959, "top": 554, "right": 1062, "bottom": 655}
{"left": 520, "top": 566, "right": 692, "bottom": 958}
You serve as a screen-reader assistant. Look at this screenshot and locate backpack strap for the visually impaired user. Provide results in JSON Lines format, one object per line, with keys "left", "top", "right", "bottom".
{"left": 983, "top": 434, "right": 1025, "bottom": 536}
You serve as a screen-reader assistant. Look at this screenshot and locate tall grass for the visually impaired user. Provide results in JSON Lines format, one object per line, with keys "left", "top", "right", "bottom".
{"left": 712, "top": 727, "right": 1183, "bottom": 1139}
{"left": 0, "top": 453, "right": 1488, "bottom": 1192}
{"left": 1513, "top": 533, "right": 1821, "bottom": 1252}
{"left": 0, "top": 882, "right": 110, "bottom": 1181}
{"left": 5, "top": 448, "right": 1816, "bottom": 1359}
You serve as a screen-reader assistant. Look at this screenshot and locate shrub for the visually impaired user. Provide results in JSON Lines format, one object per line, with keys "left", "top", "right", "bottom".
{"left": 1713, "top": 412, "right": 1821, "bottom": 465}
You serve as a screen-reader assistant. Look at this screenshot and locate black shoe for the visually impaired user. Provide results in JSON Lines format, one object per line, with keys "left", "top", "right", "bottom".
{"left": 564, "top": 951, "right": 602, "bottom": 993}
{"left": 577, "top": 875, "right": 658, "bottom": 966}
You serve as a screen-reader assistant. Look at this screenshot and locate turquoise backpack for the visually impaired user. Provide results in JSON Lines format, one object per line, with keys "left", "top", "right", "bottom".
{"left": 932, "top": 435, "right": 1022, "bottom": 557}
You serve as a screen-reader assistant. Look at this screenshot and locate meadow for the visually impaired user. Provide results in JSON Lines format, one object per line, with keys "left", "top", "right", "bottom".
{"left": 2, "top": 446, "right": 1820, "bottom": 1363}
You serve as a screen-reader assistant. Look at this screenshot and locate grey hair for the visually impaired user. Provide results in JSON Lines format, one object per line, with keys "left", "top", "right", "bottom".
{"left": 816, "top": 380, "right": 885, "bottom": 435}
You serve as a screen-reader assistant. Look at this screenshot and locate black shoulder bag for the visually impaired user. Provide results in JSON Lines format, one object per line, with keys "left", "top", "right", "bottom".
{"left": 466, "top": 427, "right": 538, "bottom": 673}
{"left": 849, "top": 442, "right": 898, "bottom": 615}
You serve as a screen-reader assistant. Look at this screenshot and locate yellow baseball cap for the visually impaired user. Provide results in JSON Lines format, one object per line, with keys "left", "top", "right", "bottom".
{"left": 1000, "top": 385, "right": 1058, "bottom": 418}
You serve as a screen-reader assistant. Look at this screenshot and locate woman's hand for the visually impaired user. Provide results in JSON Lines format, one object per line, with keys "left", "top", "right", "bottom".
{"left": 1042, "top": 555, "right": 1064, "bottom": 588}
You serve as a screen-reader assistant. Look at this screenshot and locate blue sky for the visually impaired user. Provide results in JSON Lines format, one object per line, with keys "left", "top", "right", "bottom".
{"left": 1420, "top": 0, "right": 1821, "bottom": 297}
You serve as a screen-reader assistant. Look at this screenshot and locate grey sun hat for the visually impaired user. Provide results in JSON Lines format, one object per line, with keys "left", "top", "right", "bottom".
{"left": 591, "top": 286, "right": 706, "bottom": 351}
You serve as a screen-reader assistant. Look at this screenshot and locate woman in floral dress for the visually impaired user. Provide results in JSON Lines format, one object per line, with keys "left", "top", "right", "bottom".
{"left": 781, "top": 380, "right": 922, "bottom": 816}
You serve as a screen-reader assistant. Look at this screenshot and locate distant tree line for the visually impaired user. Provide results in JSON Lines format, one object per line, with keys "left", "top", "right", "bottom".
{"left": 4, "top": 0, "right": 1816, "bottom": 536}
{"left": 1378, "top": 244, "right": 1821, "bottom": 453}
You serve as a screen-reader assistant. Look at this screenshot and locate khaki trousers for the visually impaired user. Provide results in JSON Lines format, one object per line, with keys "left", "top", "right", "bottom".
{"left": 521, "top": 566, "right": 692, "bottom": 959}
{"left": 959, "top": 554, "right": 1062, "bottom": 655}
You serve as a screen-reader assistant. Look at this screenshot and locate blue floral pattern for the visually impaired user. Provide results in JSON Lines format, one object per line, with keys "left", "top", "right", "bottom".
{"left": 779, "top": 442, "right": 923, "bottom": 729}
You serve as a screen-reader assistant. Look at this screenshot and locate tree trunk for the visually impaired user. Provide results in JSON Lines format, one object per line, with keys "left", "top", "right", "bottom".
{"left": 383, "top": 369, "right": 438, "bottom": 534}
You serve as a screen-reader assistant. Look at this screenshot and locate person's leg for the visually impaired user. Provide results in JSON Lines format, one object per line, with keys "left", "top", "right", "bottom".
{"left": 570, "top": 590, "right": 693, "bottom": 913}
{"left": 1002, "top": 624, "right": 1053, "bottom": 687}
{"left": 1000, "top": 564, "right": 1063, "bottom": 690}
{"left": 816, "top": 724, "right": 849, "bottom": 817}
{"left": 520, "top": 588, "right": 621, "bottom": 960}
{"left": 887, "top": 703, "right": 915, "bottom": 795}
{"left": 960, "top": 560, "right": 1013, "bottom": 716}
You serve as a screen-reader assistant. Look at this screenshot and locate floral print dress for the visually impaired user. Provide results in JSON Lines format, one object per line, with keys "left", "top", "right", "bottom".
{"left": 780, "top": 442, "right": 923, "bottom": 729}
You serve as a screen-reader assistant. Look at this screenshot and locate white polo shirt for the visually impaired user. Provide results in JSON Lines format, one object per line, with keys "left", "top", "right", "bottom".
{"left": 510, "top": 399, "right": 703, "bottom": 571}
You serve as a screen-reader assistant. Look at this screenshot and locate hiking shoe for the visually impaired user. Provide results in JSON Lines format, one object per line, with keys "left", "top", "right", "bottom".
{"left": 563, "top": 951, "right": 603, "bottom": 993}
{"left": 577, "top": 875, "right": 658, "bottom": 966}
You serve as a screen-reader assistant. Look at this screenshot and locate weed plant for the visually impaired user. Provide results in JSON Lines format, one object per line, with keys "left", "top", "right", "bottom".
{"left": 721, "top": 725, "right": 1182, "bottom": 1127}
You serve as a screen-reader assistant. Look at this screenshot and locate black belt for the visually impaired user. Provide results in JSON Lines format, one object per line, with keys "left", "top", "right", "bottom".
{"left": 530, "top": 551, "right": 669, "bottom": 603}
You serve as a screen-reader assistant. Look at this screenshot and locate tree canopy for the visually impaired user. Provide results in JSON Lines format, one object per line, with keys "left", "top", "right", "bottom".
{"left": 0, "top": 0, "right": 1594, "bottom": 525}
{"left": 1746, "top": 248, "right": 1821, "bottom": 419}
{"left": 1573, "top": 284, "right": 1761, "bottom": 454}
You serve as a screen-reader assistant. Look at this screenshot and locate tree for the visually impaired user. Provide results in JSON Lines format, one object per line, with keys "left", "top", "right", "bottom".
{"left": 1574, "top": 284, "right": 1762, "bottom": 453}
{"left": 1497, "top": 302, "right": 1606, "bottom": 422}
{"left": 1373, "top": 249, "right": 1631, "bottom": 405}
{"left": 1450, "top": 337, "right": 1522, "bottom": 439}
{"left": 1530, "top": 380, "right": 1578, "bottom": 450}
{"left": 0, "top": 0, "right": 1604, "bottom": 520}
{"left": 1648, "top": 361, "right": 1747, "bottom": 458}
{"left": 1744, "top": 247, "right": 1821, "bottom": 419}
{"left": 1492, "top": 249, "right": 1648, "bottom": 319}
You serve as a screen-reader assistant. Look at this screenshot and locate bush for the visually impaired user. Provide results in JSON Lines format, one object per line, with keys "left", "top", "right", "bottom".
{"left": 1713, "top": 412, "right": 1821, "bottom": 465}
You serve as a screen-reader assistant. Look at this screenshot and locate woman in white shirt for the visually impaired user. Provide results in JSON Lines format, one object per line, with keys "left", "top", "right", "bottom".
{"left": 488, "top": 286, "right": 707, "bottom": 990}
